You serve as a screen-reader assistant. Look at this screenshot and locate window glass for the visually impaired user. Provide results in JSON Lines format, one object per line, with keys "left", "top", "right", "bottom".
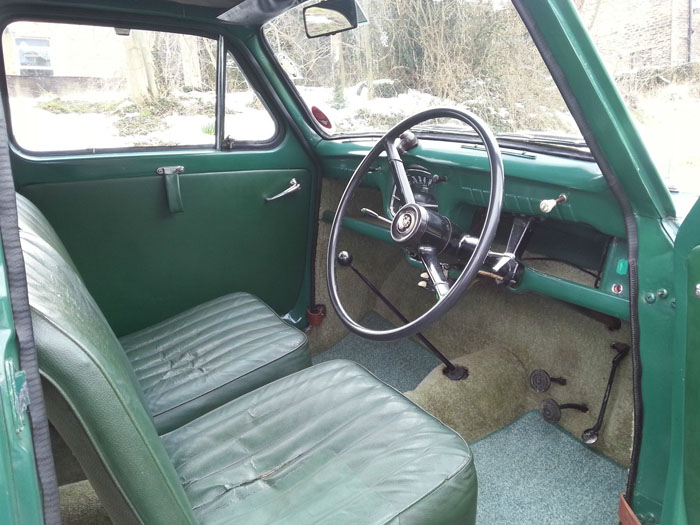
{"left": 578, "top": 0, "right": 700, "bottom": 195}
{"left": 223, "top": 51, "right": 277, "bottom": 142}
{"left": 264, "top": 0, "right": 579, "bottom": 138}
{"left": 2, "top": 21, "right": 217, "bottom": 151}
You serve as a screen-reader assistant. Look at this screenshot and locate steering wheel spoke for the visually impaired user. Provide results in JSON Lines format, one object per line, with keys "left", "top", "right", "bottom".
{"left": 419, "top": 247, "right": 450, "bottom": 299}
{"left": 385, "top": 138, "right": 415, "bottom": 205}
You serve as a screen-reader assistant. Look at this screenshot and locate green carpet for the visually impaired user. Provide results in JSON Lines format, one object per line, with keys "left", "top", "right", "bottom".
{"left": 312, "top": 312, "right": 441, "bottom": 392}
{"left": 471, "top": 411, "right": 627, "bottom": 524}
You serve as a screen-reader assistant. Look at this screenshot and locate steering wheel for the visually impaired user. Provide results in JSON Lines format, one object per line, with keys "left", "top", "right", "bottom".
{"left": 327, "top": 108, "right": 504, "bottom": 341}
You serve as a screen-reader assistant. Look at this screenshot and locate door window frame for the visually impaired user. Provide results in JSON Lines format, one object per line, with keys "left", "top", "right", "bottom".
{"left": 0, "top": 12, "right": 284, "bottom": 157}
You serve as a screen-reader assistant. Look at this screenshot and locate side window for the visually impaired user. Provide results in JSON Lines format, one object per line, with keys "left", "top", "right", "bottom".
{"left": 1, "top": 21, "right": 277, "bottom": 153}
{"left": 224, "top": 51, "right": 277, "bottom": 143}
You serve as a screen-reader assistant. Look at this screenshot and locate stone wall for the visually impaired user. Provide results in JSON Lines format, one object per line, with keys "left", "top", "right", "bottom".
{"left": 577, "top": 0, "right": 698, "bottom": 74}
{"left": 693, "top": 4, "right": 700, "bottom": 62}
{"left": 6, "top": 76, "right": 126, "bottom": 98}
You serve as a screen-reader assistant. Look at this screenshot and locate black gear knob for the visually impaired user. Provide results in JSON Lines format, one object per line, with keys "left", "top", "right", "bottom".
{"left": 337, "top": 251, "right": 353, "bottom": 267}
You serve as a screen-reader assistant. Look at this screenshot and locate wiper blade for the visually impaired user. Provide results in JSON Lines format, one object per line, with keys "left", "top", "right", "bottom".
{"left": 413, "top": 127, "right": 588, "bottom": 148}
{"left": 412, "top": 124, "right": 478, "bottom": 136}
{"left": 497, "top": 132, "right": 588, "bottom": 149}
{"left": 409, "top": 127, "right": 594, "bottom": 161}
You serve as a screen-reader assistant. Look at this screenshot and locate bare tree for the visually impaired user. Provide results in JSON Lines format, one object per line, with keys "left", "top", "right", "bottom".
{"left": 123, "top": 31, "right": 159, "bottom": 103}
{"left": 180, "top": 35, "right": 203, "bottom": 90}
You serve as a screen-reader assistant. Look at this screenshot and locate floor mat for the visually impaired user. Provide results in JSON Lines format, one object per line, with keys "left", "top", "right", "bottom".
{"left": 470, "top": 411, "right": 627, "bottom": 524}
{"left": 312, "top": 311, "right": 441, "bottom": 392}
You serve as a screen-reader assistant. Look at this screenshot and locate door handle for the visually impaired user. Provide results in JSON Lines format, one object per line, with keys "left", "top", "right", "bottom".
{"left": 265, "top": 178, "right": 301, "bottom": 202}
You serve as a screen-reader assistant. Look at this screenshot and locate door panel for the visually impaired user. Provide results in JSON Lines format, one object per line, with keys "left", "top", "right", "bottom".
{"left": 661, "top": 198, "right": 700, "bottom": 524}
{"left": 20, "top": 165, "right": 312, "bottom": 336}
{"left": 674, "top": 201, "right": 700, "bottom": 525}
{"left": 683, "top": 245, "right": 700, "bottom": 524}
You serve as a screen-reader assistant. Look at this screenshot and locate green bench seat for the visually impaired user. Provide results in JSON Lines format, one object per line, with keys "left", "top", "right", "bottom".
{"left": 18, "top": 193, "right": 477, "bottom": 524}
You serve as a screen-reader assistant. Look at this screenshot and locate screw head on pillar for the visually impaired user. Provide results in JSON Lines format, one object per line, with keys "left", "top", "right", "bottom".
{"left": 337, "top": 251, "right": 353, "bottom": 267}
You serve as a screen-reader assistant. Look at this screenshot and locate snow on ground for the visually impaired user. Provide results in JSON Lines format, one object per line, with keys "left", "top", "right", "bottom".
{"left": 298, "top": 83, "right": 583, "bottom": 140}
{"left": 156, "top": 114, "right": 213, "bottom": 146}
{"left": 224, "top": 91, "right": 277, "bottom": 141}
{"left": 11, "top": 97, "right": 128, "bottom": 152}
{"left": 297, "top": 84, "right": 460, "bottom": 133}
{"left": 9, "top": 89, "right": 280, "bottom": 151}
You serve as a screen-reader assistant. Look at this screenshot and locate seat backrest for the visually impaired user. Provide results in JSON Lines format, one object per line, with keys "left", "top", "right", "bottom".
{"left": 17, "top": 193, "right": 195, "bottom": 524}
{"left": 17, "top": 192, "right": 78, "bottom": 272}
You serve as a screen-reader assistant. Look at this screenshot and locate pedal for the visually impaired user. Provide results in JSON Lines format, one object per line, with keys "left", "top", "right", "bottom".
{"left": 529, "top": 369, "right": 567, "bottom": 392}
{"left": 540, "top": 398, "right": 588, "bottom": 423}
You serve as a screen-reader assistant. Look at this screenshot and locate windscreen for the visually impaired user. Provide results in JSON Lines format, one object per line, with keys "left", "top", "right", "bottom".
{"left": 264, "top": 0, "right": 580, "bottom": 138}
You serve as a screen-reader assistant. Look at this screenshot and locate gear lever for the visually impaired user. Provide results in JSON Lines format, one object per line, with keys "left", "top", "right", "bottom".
{"left": 337, "top": 251, "right": 468, "bottom": 380}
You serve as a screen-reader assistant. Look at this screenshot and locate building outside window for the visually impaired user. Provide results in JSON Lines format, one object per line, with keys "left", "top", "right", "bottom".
{"left": 15, "top": 37, "right": 52, "bottom": 76}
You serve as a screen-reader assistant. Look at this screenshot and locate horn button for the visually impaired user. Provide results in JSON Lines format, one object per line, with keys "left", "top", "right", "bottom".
{"left": 397, "top": 211, "right": 413, "bottom": 233}
{"left": 390, "top": 203, "right": 454, "bottom": 252}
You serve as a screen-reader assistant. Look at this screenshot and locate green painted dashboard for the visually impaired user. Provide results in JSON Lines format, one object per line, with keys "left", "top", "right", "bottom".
{"left": 316, "top": 137, "right": 631, "bottom": 319}
{"left": 318, "top": 138, "right": 625, "bottom": 236}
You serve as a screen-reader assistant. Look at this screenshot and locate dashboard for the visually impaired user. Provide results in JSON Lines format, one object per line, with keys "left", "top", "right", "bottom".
{"left": 317, "top": 137, "right": 631, "bottom": 321}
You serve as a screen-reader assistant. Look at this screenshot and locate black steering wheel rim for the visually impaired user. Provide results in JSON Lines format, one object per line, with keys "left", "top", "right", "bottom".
{"left": 327, "top": 108, "right": 504, "bottom": 341}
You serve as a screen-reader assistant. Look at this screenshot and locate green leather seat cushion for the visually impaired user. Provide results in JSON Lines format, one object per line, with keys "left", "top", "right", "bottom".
{"left": 120, "top": 292, "right": 310, "bottom": 433}
{"left": 163, "top": 359, "right": 477, "bottom": 524}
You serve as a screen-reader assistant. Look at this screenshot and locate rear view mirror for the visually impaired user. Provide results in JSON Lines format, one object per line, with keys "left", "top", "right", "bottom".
{"left": 303, "top": 0, "right": 367, "bottom": 39}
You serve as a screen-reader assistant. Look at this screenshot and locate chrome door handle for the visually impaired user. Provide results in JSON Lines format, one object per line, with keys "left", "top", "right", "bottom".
{"left": 265, "top": 178, "right": 301, "bottom": 202}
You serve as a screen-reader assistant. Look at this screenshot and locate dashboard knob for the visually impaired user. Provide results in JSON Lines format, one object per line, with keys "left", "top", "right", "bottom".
{"left": 397, "top": 130, "right": 419, "bottom": 154}
{"left": 539, "top": 194, "right": 567, "bottom": 213}
{"left": 337, "top": 251, "right": 353, "bottom": 267}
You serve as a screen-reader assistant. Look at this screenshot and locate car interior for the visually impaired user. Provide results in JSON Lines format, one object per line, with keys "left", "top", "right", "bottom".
{"left": 0, "top": 0, "right": 692, "bottom": 523}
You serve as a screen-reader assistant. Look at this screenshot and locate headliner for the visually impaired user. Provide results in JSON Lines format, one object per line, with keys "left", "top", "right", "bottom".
{"left": 170, "top": 0, "right": 305, "bottom": 25}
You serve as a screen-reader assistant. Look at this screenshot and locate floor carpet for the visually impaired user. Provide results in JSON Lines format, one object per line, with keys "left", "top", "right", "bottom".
{"left": 312, "top": 311, "right": 441, "bottom": 392}
{"left": 470, "top": 411, "right": 627, "bottom": 524}
{"left": 59, "top": 480, "right": 110, "bottom": 524}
